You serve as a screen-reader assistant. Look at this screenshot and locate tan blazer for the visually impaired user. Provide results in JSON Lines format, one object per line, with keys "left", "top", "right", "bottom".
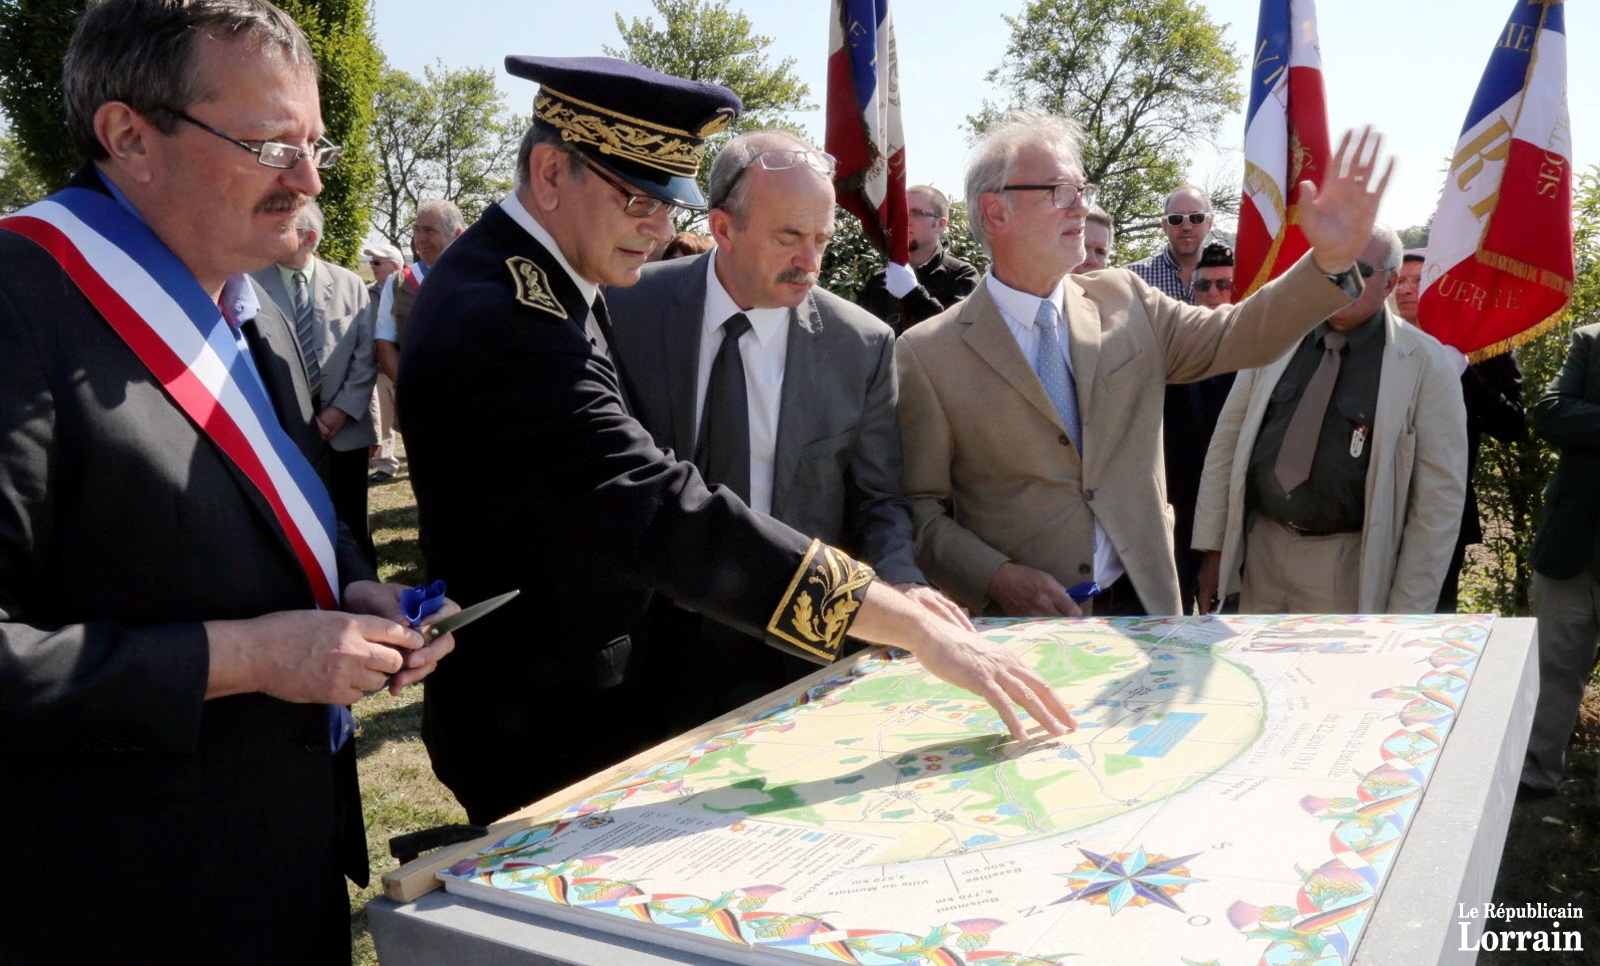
{"left": 895, "top": 254, "right": 1353, "bottom": 615}
{"left": 1191, "top": 308, "right": 1468, "bottom": 613}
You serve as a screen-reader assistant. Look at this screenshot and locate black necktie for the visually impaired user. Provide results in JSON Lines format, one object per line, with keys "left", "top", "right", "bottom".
{"left": 694, "top": 313, "right": 753, "bottom": 503}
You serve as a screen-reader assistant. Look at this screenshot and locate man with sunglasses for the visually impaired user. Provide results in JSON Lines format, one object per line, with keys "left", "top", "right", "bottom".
{"left": 607, "top": 131, "right": 968, "bottom": 739}
{"left": 1193, "top": 225, "right": 1467, "bottom": 616}
{"left": 855, "top": 184, "right": 980, "bottom": 334}
{"left": 1125, "top": 189, "right": 1232, "bottom": 614}
{"left": 1192, "top": 242, "right": 1236, "bottom": 309}
{"left": 0, "top": 0, "right": 458, "bottom": 960}
{"left": 897, "top": 111, "right": 1392, "bottom": 621}
{"left": 400, "top": 59, "right": 1075, "bottom": 827}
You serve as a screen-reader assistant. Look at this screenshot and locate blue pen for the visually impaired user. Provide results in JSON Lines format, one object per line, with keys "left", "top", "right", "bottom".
{"left": 1066, "top": 580, "right": 1103, "bottom": 604}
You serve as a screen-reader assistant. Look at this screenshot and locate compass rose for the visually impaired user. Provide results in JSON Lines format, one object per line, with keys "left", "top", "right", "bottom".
{"left": 1053, "top": 847, "right": 1203, "bottom": 914}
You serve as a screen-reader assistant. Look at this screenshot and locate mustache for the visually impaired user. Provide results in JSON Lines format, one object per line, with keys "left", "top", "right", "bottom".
{"left": 255, "top": 192, "right": 308, "bottom": 216}
{"left": 777, "top": 267, "right": 819, "bottom": 286}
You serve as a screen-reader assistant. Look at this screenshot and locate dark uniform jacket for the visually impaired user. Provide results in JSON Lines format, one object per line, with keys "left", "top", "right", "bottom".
{"left": 400, "top": 203, "right": 871, "bottom": 825}
{"left": 0, "top": 168, "right": 373, "bottom": 964}
{"left": 1532, "top": 323, "right": 1600, "bottom": 580}
{"left": 855, "top": 246, "right": 980, "bottom": 335}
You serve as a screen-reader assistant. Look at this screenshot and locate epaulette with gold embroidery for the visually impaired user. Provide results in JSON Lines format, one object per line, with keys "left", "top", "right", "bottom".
{"left": 766, "top": 539, "right": 875, "bottom": 662}
{"left": 506, "top": 256, "right": 568, "bottom": 319}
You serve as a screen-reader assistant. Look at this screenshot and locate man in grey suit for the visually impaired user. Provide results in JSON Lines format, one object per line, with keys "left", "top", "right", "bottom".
{"left": 609, "top": 129, "right": 967, "bottom": 735}
{"left": 252, "top": 200, "right": 378, "bottom": 562}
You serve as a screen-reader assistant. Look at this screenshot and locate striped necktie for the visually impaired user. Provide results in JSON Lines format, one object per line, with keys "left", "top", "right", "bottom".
{"left": 292, "top": 269, "right": 323, "bottom": 407}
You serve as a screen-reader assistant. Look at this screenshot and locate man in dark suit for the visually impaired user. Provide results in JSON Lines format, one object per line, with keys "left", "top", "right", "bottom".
{"left": 608, "top": 130, "right": 968, "bottom": 735}
{"left": 401, "top": 57, "right": 1073, "bottom": 827}
{"left": 253, "top": 200, "right": 378, "bottom": 563}
{"left": 0, "top": 1, "right": 454, "bottom": 961}
{"left": 854, "top": 184, "right": 979, "bottom": 334}
{"left": 1522, "top": 322, "right": 1600, "bottom": 797}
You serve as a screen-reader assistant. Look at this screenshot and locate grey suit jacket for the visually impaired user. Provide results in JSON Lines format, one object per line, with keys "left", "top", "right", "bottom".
{"left": 252, "top": 257, "right": 376, "bottom": 451}
{"left": 607, "top": 252, "right": 923, "bottom": 585}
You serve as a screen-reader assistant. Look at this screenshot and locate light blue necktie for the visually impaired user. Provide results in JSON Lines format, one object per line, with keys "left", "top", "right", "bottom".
{"left": 1033, "top": 298, "right": 1082, "bottom": 453}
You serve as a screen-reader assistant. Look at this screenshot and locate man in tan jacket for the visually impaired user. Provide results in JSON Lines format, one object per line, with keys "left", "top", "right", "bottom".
{"left": 896, "top": 111, "right": 1391, "bottom": 617}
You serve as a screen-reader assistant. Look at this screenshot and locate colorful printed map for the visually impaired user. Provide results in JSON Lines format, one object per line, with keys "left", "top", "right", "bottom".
{"left": 440, "top": 615, "right": 1492, "bottom": 966}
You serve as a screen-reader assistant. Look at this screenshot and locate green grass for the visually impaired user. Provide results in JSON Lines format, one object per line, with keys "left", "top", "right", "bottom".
{"left": 346, "top": 456, "right": 467, "bottom": 966}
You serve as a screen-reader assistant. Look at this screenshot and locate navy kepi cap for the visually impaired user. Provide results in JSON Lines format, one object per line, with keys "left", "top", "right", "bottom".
{"left": 506, "top": 55, "right": 742, "bottom": 210}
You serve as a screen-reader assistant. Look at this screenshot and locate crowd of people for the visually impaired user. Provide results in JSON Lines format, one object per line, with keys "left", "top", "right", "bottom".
{"left": 0, "top": 0, "right": 1592, "bottom": 962}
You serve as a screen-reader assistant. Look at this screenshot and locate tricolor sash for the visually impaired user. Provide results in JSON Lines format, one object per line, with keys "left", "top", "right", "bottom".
{"left": 0, "top": 186, "right": 341, "bottom": 610}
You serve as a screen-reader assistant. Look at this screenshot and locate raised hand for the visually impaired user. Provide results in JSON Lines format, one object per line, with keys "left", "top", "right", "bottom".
{"left": 1297, "top": 126, "right": 1394, "bottom": 273}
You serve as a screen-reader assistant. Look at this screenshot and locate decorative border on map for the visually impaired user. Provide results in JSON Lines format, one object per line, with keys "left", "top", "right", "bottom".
{"left": 1214, "top": 614, "right": 1491, "bottom": 966}
{"left": 440, "top": 615, "right": 1492, "bottom": 966}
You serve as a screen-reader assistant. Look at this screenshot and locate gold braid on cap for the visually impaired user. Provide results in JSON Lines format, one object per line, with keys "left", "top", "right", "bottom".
{"left": 535, "top": 85, "right": 730, "bottom": 179}
{"left": 766, "top": 540, "right": 876, "bottom": 661}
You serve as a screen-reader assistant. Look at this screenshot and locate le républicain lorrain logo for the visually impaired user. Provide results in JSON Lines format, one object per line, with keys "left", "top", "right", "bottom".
{"left": 1457, "top": 902, "right": 1585, "bottom": 953}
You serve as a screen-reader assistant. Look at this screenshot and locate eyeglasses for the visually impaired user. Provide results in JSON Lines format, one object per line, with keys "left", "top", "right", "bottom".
{"left": 909, "top": 207, "right": 943, "bottom": 220}
{"left": 712, "top": 148, "right": 839, "bottom": 209}
{"left": 580, "top": 155, "right": 678, "bottom": 218}
{"left": 999, "top": 182, "right": 1099, "bottom": 209}
{"left": 1355, "top": 261, "right": 1387, "bottom": 278}
{"left": 1164, "top": 212, "right": 1210, "bottom": 226}
{"left": 1192, "top": 278, "right": 1233, "bottom": 293}
{"left": 167, "top": 108, "right": 341, "bottom": 170}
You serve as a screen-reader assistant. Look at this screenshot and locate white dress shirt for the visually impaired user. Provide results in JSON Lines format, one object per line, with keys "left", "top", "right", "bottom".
{"left": 984, "top": 272, "right": 1125, "bottom": 589}
{"left": 374, "top": 258, "right": 425, "bottom": 343}
{"left": 695, "top": 250, "right": 790, "bottom": 516}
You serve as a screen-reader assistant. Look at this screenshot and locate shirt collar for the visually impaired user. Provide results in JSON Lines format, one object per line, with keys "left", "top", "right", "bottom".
{"left": 704, "top": 249, "right": 792, "bottom": 347}
{"left": 221, "top": 274, "right": 261, "bottom": 325}
{"left": 275, "top": 258, "right": 316, "bottom": 294}
{"left": 985, "top": 270, "right": 1065, "bottom": 330}
{"left": 499, "top": 192, "right": 598, "bottom": 309}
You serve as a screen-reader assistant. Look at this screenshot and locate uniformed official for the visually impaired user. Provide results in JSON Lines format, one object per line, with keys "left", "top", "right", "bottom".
{"left": 400, "top": 57, "right": 1075, "bottom": 826}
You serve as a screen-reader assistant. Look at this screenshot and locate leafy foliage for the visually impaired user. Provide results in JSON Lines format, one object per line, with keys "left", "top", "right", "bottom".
{"left": 0, "top": 0, "right": 86, "bottom": 193}
{"left": 970, "top": 0, "right": 1242, "bottom": 253}
{"left": 604, "top": 0, "right": 814, "bottom": 231}
{"left": 277, "top": 0, "right": 381, "bottom": 267}
{"left": 0, "top": 0, "right": 379, "bottom": 264}
{"left": 368, "top": 61, "right": 524, "bottom": 250}
{"left": 1463, "top": 166, "right": 1600, "bottom": 615}
{"left": 0, "top": 121, "right": 48, "bottom": 212}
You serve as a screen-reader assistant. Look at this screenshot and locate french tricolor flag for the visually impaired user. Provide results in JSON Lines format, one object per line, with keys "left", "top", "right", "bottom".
{"left": 1235, "top": 0, "right": 1331, "bottom": 299}
{"left": 825, "top": 0, "right": 909, "bottom": 264}
{"left": 1418, "top": 0, "right": 1572, "bottom": 357}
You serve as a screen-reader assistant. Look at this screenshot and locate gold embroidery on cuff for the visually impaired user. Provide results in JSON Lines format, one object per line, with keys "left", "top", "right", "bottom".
{"left": 767, "top": 539, "right": 876, "bottom": 660}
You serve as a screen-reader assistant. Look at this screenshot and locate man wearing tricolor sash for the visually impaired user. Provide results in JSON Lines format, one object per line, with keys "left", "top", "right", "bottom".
{"left": 0, "top": 1, "right": 455, "bottom": 961}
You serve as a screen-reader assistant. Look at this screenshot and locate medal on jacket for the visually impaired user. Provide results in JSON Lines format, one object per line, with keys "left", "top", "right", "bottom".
{"left": 1350, "top": 424, "right": 1369, "bottom": 458}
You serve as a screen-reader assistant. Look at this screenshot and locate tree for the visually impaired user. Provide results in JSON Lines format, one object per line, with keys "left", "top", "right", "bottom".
{"left": 0, "top": 119, "right": 48, "bottom": 212}
{"left": 368, "top": 62, "right": 522, "bottom": 250}
{"left": 0, "top": 0, "right": 379, "bottom": 264}
{"left": 0, "top": 0, "right": 86, "bottom": 193}
{"left": 970, "top": 0, "right": 1243, "bottom": 253}
{"left": 276, "top": 0, "right": 380, "bottom": 266}
{"left": 1463, "top": 165, "right": 1600, "bottom": 615}
{"left": 604, "top": 0, "right": 815, "bottom": 228}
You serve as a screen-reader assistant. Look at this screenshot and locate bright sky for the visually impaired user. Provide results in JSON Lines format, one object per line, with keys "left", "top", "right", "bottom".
{"left": 372, "top": 0, "right": 1596, "bottom": 233}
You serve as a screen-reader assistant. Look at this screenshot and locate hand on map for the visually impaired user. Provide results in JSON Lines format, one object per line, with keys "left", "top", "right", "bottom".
{"left": 201, "top": 581, "right": 458, "bottom": 703}
{"left": 897, "top": 582, "right": 975, "bottom": 632}
{"left": 987, "top": 562, "right": 1083, "bottom": 618}
{"left": 1298, "top": 126, "right": 1394, "bottom": 274}
{"left": 849, "top": 581, "right": 1077, "bottom": 742}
